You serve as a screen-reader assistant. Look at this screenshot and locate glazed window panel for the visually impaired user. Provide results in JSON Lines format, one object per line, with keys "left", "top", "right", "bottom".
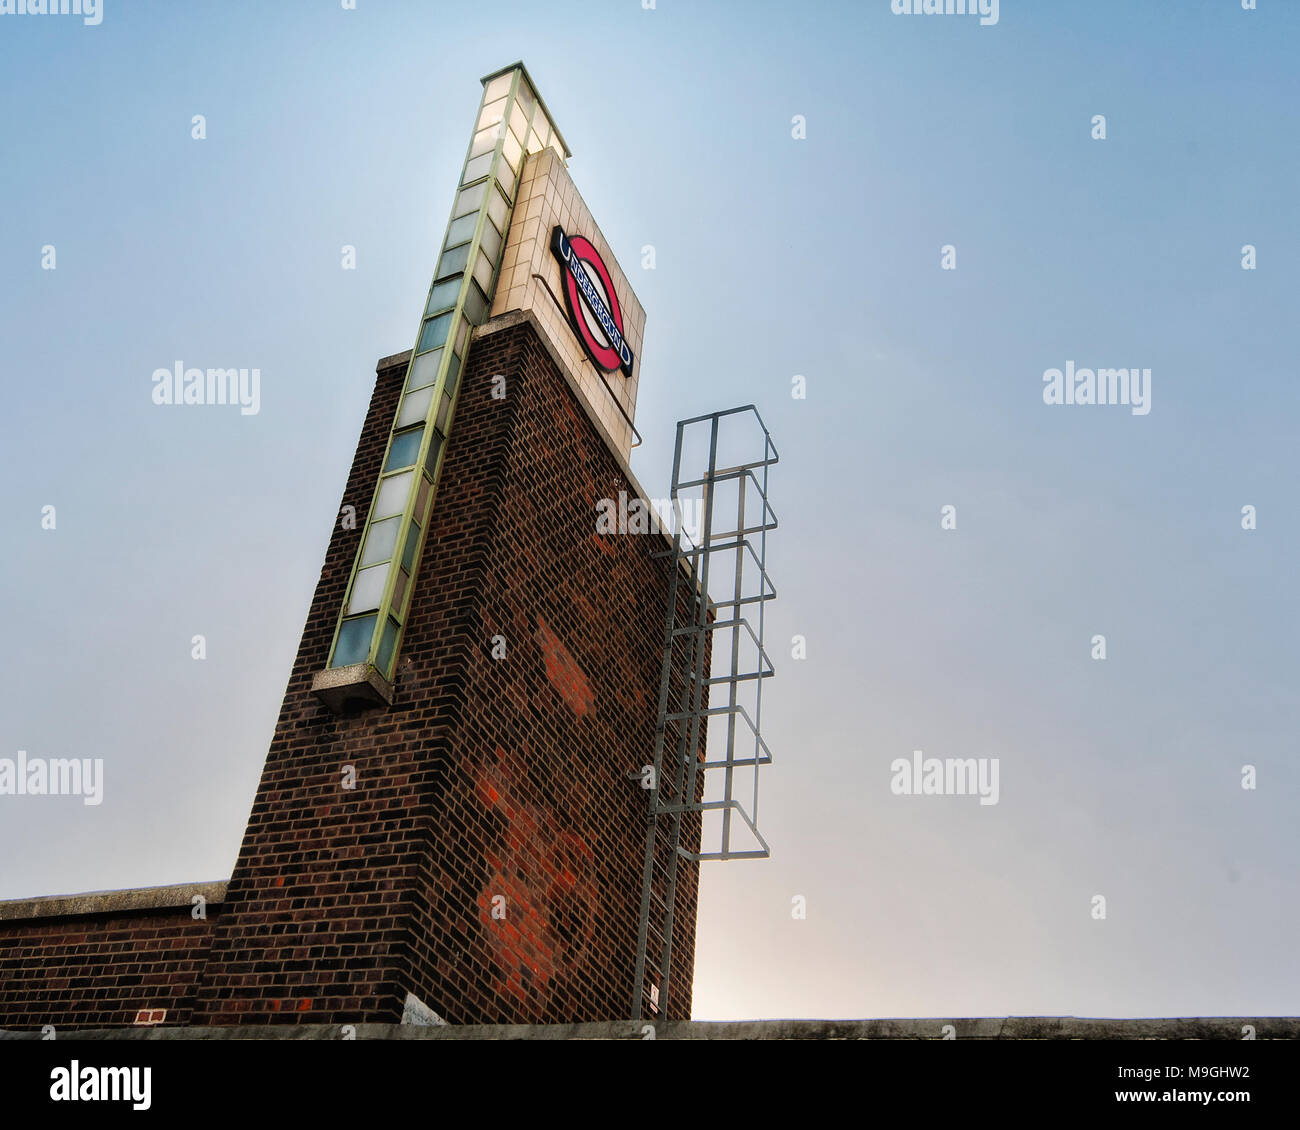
{"left": 377, "top": 617, "right": 400, "bottom": 675}
{"left": 348, "top": 562, "right": 390, "bottom": 615}
{"left": 486, "top": 187, "right": 509, "bottom": 233}
{"left": 361, "top": 516, "right": 401, "bottom": 564}
{"left": 454, "top": 182, "right": 486, "bottom": 217}
{"left": 373, "top": 472, "right": 414, "bottom": 519}
{"left": 386, "top": 426, "right": 425, "bottom": 471}
{"left": 407, "top": 349, "right": 442, "bottom": 390}
{"left": 401, "top": 520, "right": 423, "bottom": 573}
{"left": 398, "top": 385, "right": 435, "bottom": 429}
{"left": 425, "top": 277, "right": 462, "bottom": 317}
{"left": 333, "top": 614, "right": 377, "bottom": 667}
{"left": 477, "top": 96, "right": 507, "bottom": 131}
{"left": 418, "top": 313, "right": 453, "bottom": 354}
{"left": 462, "top": 151, "right": 494, "bottom": 184}
{"left": 437, "top": 243, "right": 471, "bottom": 279}
{"left": 482, "top": 73, "right": 512, "bottom": 103}
{"left": 469, "top": 122, "right": 502, "bottom": 159}
{"left": 479, "top": 220, "right": 503, "bottom": 264}
{"left": 445, "top": 351, "right": 462, "bottom": 395}
{"left": 445, "top": 213, "right": 478, "bottom": 248}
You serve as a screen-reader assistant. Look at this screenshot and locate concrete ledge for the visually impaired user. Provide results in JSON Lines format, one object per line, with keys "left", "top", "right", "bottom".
{"left": 0, "top": 881, "right": 227, "bottom": 923}
{"left": 376, "top": 349, "right": 413, "bottom": 374}
{"left": 1, "top": 1017, "right": 1295, "bottom": 1040}
{"left": 310, "top": 662, "right": 396, "bottom": 713}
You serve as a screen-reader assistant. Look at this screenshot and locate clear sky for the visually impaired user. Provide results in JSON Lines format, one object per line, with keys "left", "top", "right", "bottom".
{"left": 1, "top": 0, "right": 1297, "bottom": 1021}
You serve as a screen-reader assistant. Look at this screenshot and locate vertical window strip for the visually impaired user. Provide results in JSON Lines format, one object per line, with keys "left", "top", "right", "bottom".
{"left": 325, "top": 68, "right": 527, "bottom": 676}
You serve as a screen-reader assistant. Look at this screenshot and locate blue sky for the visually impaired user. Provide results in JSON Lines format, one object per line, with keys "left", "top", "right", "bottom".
{"left": 1, "top": 0, "right": 1297, "bottom": 1020}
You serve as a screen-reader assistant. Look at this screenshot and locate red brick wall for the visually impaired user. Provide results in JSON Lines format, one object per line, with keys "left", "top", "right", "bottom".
{"left": 188, "top": 347, "right": 418, "bottom": 1025}
{"left": 0, "top": 908, "right": 215, "bottom": 1030}
{"left": 189, "top": 317, "right": 702, "bottom": 1025}
{"left": 399, "top": 322, "right": 703, "bottom": 1023}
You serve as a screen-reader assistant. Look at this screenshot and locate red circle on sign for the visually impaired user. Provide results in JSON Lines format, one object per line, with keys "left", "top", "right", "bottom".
{"left": 562, "top": 234, "right": 625, "bottom": 374}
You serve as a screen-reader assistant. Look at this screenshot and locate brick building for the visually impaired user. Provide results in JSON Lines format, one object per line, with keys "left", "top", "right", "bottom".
{"left": 0, "top": 63, "right": 705, "bottom": 1030}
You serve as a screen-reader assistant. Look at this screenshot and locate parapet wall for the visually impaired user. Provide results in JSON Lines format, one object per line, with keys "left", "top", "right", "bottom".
{"left": 0, "top": 882, "right": 225, "bottom": 1031}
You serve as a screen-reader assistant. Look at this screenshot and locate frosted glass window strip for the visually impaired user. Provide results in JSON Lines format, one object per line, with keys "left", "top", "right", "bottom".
{"left": 445, "top": 351, "right": 462, "bottom": 395}
{"left": 454, "top": 182, "right": 486, "bottom": 218}
{"left": 386, "top": 426, "right": 425, "bottom": 471}
{"left": 445, "top": 213, "right": 478, "bottom": 248}
{"left": 497, "top": 159, "right": 518, "bottom": 199}
{"left": 463, "top": 284, "right": 488, "bottom": 326}
{"left": 477, "top": 96, "right": 507, "bottom": 131}
{"left": 414, "top": 474, "right": 432, "bottom": 520}
{"left": 526, "top": 129, "right": 543, "bottom": 156}
{"left": 397, "top": 385, "right": 434, "bottom": 429}
{"left": 462, "top": 151, "right": 494, "bottom": 185}
{"left": 406, "top": 349, "right": 441, "bottom": 391}
{"left": 373, "top": 471, "right": 414, "bottom": 519}
{"left": 332, "top": 614, "right": 377, "bottom": 667}
{"left": 455, "top": 319, "right": 469, "bottom": 356}
{"left": 361, "top": 516, "right": 401, "bottom": 564}
{"left": 425, "top": 277, "right": 462, "bottom": 317}
{"left": 348, "top": 562, "right": 391, "bottom": 615}
{"left": 534, "top": 116, "right": 551, "bottom": 148}
{"left": 479, "top": 220, "right": 502, "bottom": 264}
{"left": 418, "top": 313, "right": 452, "bottom": 354}
{"left": 547, "top": 135, "right": 565, "bottom": 158}
{"left": 469, "top": 122, "right": 502, "bottom": 159}
{"left": 502, "top": 129, "right": 523, "bottom": 173}
{"left": 435, "top": 391, "right": 452, "bottom": 433}
{"left": 437, "top": 243, "right": 471, "bottom": 279}
{"left": 483, "top": 73, "right": 512, "bottom": 103}
{"left": 486, "top": 188, "right": 508, "bottom": 233}
{"left": 508, "top": 101, "right": 528, "bottom": 144}
{"left": 473, "top": 250, "right": 495, "bottom": 295}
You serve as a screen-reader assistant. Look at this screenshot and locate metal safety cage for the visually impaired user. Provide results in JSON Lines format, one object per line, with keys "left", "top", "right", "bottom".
{"left": 632, "top": 405, "right": 779, "bottom": 1020}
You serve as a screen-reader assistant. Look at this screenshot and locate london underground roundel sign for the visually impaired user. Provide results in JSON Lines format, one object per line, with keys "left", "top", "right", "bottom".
{"left": 549, "top": 226, "right": 635, "bottom": 377}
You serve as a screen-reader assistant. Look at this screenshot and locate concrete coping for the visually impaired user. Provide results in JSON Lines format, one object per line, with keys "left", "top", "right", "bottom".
{"left": 1, "top": 1017, "right": 1297, "bottom": 1041}
{"left": 376, "top": 349, "right": 413, "bottom": 374}
{"left": 0, "top": 880, "right": 228, "bottom": 923}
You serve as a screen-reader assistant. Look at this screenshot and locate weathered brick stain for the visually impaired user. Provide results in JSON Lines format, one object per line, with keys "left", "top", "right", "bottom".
{"left": 533, "top": 616, "right": 595, "bottom": 718}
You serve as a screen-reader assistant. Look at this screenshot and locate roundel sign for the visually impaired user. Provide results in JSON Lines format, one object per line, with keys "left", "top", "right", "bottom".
{"left": 549, "top": 226, "right": 635, "bottom": 377}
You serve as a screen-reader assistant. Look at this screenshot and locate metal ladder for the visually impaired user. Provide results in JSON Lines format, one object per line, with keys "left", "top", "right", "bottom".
{"left": 631, "top": 406, "right": 779, "bottom": 1021}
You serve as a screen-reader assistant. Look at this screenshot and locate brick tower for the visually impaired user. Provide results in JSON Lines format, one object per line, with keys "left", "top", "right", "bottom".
{"left": 187, "top": 63, "right": 702, "bottom": 1025}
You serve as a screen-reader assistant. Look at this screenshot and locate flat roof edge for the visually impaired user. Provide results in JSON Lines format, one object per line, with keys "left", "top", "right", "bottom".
{"left": 0, "top": 880, "right": 228, "bottom": 923}
{"left": 2, "top": 1017, "right": 1297, "bottom": 1041}
{"left": 376, "top": 349, "right": 413, "bottom": 373}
